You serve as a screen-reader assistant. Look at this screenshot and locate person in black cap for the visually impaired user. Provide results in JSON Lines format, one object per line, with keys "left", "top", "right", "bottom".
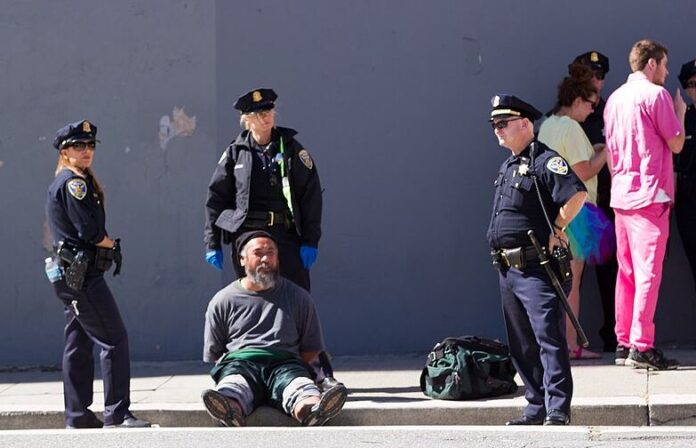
{"left": 572, "top": 50, "right": 619, "bottom": 353}
{"left": 204, "top": 88, "right": 321, "bottom": 291}
{"left": 675, "top": 59, "right": 696, "bottom": 296}
{"left": 45, "top": 120, "right": 150, "bottom": 429}
{"left": 204, "top": 88, "right": 341, "bottom": 392}
{"left": 487, "top": 95, "right": 587, "bottom": 426}
{"left": 201, "top": 231, "right": 347, "bottom": 427}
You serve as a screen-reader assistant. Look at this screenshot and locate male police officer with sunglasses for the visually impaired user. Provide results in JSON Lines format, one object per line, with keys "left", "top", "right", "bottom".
{"left": 487, "top": 95, "right": 587, "bottom": 426}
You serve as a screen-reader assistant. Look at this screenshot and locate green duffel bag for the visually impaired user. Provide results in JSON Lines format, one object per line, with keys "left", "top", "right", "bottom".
{"left": 419, "top": 336, "right": 518, "bottom": 400}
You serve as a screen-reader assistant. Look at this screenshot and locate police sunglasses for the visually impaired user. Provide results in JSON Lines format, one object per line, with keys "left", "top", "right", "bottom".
{"left": 593, "top": 71, "right": 606, "bottom": 81}
{"left": 68, "top": 141, "right": 97, "bottom": 151}
{"left": 491, "top": 118, "right": 523, "bottom": 130}
{"left": 686, "top": 81, "right": 696, "bottom": 89}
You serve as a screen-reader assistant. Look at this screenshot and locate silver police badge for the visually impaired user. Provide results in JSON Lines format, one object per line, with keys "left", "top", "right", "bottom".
{"left": 67, "top": 178, "right": 88, "bottom": 200}
{"left": 298, "top": 149, "right": 313, "bottom": 170}
{"left": 546, "top": 156, "right": 569, "bottom": 175}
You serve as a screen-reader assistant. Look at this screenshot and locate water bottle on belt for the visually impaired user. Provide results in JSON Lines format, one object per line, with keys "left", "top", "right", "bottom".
{"left": 45, "top": 257, "right": 63, "bottom": 283}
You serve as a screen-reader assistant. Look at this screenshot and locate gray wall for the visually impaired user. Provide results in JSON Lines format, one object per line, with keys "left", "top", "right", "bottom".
{"left": 2, "top": 0, "right": 695, "bottom": 364}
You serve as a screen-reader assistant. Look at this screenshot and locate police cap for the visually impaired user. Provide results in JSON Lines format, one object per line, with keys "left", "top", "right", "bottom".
{"left": 233, "top": 88, "right": 277, "bottom": 114}
{"left": 678, "top": 59, "right": 696, "bottom": 89}
{"left": 235, "top": 230, "right": 278, "bottom": 256}
{"left": 571, "top": 51, "right": 609, "bottom": 75}
{"left": 489, "top": 94, "right": 542, "bottom": 122}
{"left": 52, "top": 120, "right": 98, "bottom": 150}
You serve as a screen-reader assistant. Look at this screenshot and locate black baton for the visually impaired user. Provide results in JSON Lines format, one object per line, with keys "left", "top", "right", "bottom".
{"left": 528, "top": 230, "right": 589, "bottom": 348}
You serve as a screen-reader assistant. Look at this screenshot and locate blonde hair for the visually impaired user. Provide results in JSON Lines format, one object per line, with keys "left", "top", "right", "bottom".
{"left": 54, "top": 152, "right": 105, "bottom": 203}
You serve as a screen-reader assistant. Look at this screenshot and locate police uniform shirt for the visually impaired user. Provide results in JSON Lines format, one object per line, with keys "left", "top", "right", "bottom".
{"left": 247, "top": 131, "right": 288, "bottom": 213}
{"left": 675, "top": 104, "right": 696, "bottom": 178}
{"left": 487, "top": 141, "right": 586, "bottom": 249}
{"left": 47, "top": 168, "right": 106, "bottom": 249}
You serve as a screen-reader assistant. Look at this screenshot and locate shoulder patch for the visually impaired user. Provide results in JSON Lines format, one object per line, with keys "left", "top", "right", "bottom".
{"left": 546, "top": 156, "right": 569, "bottom": 175}
{"left": 298, "top": 149, "right": 313, "bottom": 170}
{"left": 67, "top": 178, "right": 88, "bottom": 200}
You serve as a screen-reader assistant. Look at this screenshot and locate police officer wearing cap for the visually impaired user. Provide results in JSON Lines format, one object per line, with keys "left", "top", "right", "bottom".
{"left": 487, "top": 95, "right": 587, "bottom": 426}
{"left": 204, "top": 88, "right": 321, "bottom": 291}
{"left": 204, "top": 89, "right": 343, "bottom": 393}
{"left": 676, "top": 59, "right": 696, "bottom": 293}
{"left": 45, "top": 120, "right": 150, "bottom": 429}
{"left": 572, "top": 50, "right": 619, "bottom": 352}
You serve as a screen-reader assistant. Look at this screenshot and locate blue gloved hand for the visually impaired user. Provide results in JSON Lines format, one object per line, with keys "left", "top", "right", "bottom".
{"left": 205, "top": 249, "right": 223, "bottom": 271}
{"left": 300, "top": 245, "right": 318, "bottom": 270}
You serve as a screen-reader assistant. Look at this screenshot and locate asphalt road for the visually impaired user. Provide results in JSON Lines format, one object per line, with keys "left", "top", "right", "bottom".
{"left": 3, "top": 426, "right": 696, "bottom": 448}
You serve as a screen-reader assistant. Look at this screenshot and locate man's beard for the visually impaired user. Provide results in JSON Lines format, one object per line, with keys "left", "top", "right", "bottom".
{"left": 246, "top": 263, "right": 279, "bottom": 289}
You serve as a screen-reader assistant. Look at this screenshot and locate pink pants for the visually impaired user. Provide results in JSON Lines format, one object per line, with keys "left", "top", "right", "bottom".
{"left": 614, "top": 203, "right": 670, "bottom": 351}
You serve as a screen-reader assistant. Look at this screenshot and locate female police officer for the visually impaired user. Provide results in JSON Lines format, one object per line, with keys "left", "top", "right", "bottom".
{"left": 46, "top": 120, "right": 149, "bottom": 429}
{"left": 204, "top": 88, "right": 322, "bottom": 291}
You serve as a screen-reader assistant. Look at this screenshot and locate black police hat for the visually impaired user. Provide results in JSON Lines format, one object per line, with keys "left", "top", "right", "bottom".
{"left": 235, "top": 230, "right": 278, "bottom": 256}
{"left": 571, "top": 51, "right": 609, "bottom": 74}
{"left": 678, "top": 59, "right": 696, "bottom": 89}
{"left": 490, "top": 94, "right": 542, "bottom": 122}
{"left": 233, "top": 88, "right": 277, "bottom": 114}
{"left": 53, "top": 120, "right": 98, "bottom": 150}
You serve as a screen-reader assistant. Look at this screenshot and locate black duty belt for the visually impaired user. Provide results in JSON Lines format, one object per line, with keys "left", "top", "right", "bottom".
{"left": 244, "top": 210, "right": 291, "bottom": 228}
{"left": 490, "top": 245, "right": 543, "bottom": 270}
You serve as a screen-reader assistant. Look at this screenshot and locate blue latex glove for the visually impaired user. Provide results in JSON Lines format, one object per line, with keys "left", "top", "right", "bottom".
{"left": 300, "top": 245, "right": 318, "bottom": 270}
{"left": 205, "top": 249, "right": 223, "bottom": 271}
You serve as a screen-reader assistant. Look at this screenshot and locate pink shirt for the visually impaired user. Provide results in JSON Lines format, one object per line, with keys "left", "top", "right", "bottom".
{"left": 604, "top": 72, "right": 682, "bottom": 210}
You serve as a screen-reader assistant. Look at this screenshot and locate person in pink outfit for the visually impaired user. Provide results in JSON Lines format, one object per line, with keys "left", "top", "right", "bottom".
{"left": 604, "top": 40, "right": 686, "bottom": 370}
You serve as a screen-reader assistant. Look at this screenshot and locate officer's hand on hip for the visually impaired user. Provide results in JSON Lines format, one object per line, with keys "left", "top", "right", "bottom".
{"left": 548, "top": 231, "right": 568, "bottom": 252}
{"left": 300, "top": 245, "right": 318, "bottom": 270}
{"left": 205, "top": 249, "right": 224, "bottom": 271}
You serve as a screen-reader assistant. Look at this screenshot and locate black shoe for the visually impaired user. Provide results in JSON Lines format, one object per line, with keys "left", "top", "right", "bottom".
{"left": 65, "top": 411, "right": 103, "bottom": 429}
{"left": 615, "top": 345, "right": 630, "bottom": 366}
{"left": 625, "top": 347, "right": 679, "bottom": 370}
{"left": 301, "top": 383, "right": 348, "bottom": 426}
{"left": 319, "top": 376, "right": 348, "bottom": 394}
{"left": 104, "top": 413, "right": 151, "bottom": 428}
{"left": 201, "top": 389, "right": 246, "bottom": 427}
{"left": 505, "top": 415, "right": 544, "bottom": 426}
{"left": 543, "top": 409, "right": 570, "bottom": 426}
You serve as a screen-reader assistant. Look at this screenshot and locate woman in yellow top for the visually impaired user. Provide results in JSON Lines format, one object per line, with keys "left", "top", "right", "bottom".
{"left": 538, "top": 63, "right": 608, "bottom": 359}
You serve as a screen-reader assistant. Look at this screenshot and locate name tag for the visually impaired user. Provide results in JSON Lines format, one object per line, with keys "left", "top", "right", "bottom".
{"left": 234, "top": 164, "right": 244, "bottom": 170}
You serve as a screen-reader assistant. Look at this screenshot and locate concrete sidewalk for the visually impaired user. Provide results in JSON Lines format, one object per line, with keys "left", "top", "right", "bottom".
{"left": 2, "top": 351, "right": 696, "bottom": 429}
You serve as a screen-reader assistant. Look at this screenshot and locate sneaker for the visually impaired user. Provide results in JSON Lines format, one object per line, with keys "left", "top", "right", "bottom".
{"left": 301, "top": 383, "right": 348, "bottom": 426}
{"left": 625, "top": 347, "right": 679, "bottom": 370}
{"left": 201, "top": 389, "right": 246, "bottom": 427}
{"left": 615, "top": 345, "right": 630, "bottom": 366}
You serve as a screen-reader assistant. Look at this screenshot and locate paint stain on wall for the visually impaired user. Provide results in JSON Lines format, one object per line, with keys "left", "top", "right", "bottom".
{"left": 159, "top": 107, "right": 196, "bottom": 150}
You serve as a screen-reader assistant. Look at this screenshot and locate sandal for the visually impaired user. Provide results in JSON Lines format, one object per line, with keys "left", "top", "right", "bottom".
{"left": 569, "top": 347, "right": 602, "bottom": 360}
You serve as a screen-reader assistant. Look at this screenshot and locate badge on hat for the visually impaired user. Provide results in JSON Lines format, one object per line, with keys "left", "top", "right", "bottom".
{"left": 590, "top": 52, "right": 599, "bottom": 63}
{"left": 298, "top": 149, "right": 313, "bottom": 170}
{"left": 67, "top": 178, "right": 88, "bottom": 200}
{"left": 492, "top": 96, "right": 501, "bottom": 107}
{"left": 546, "top": 157, "right": 569, "bottom": 175}
{"left": 252, "top": 91, "right": 263, "bottom": 103}
{"left": 82, "top": 121, "right": 92, "bottom": 133}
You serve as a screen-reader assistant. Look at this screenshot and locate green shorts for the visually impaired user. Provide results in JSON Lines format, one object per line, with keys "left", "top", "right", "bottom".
{"left": 210, "top": 356, "right": 316, "bottom": 413}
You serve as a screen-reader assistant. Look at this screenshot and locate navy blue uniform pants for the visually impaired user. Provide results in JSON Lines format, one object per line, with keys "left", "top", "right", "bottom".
{"left": 676, "top": 181, "right": 696, "bottom": 292}
{"left": 53, "top": 273, "right": 131, "bottom": 427}
{"left": 230, "top": 225, "right": 310, "bottom": 292}
{"left": 499, "top": 263, "right": 573, "bottom": 419}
